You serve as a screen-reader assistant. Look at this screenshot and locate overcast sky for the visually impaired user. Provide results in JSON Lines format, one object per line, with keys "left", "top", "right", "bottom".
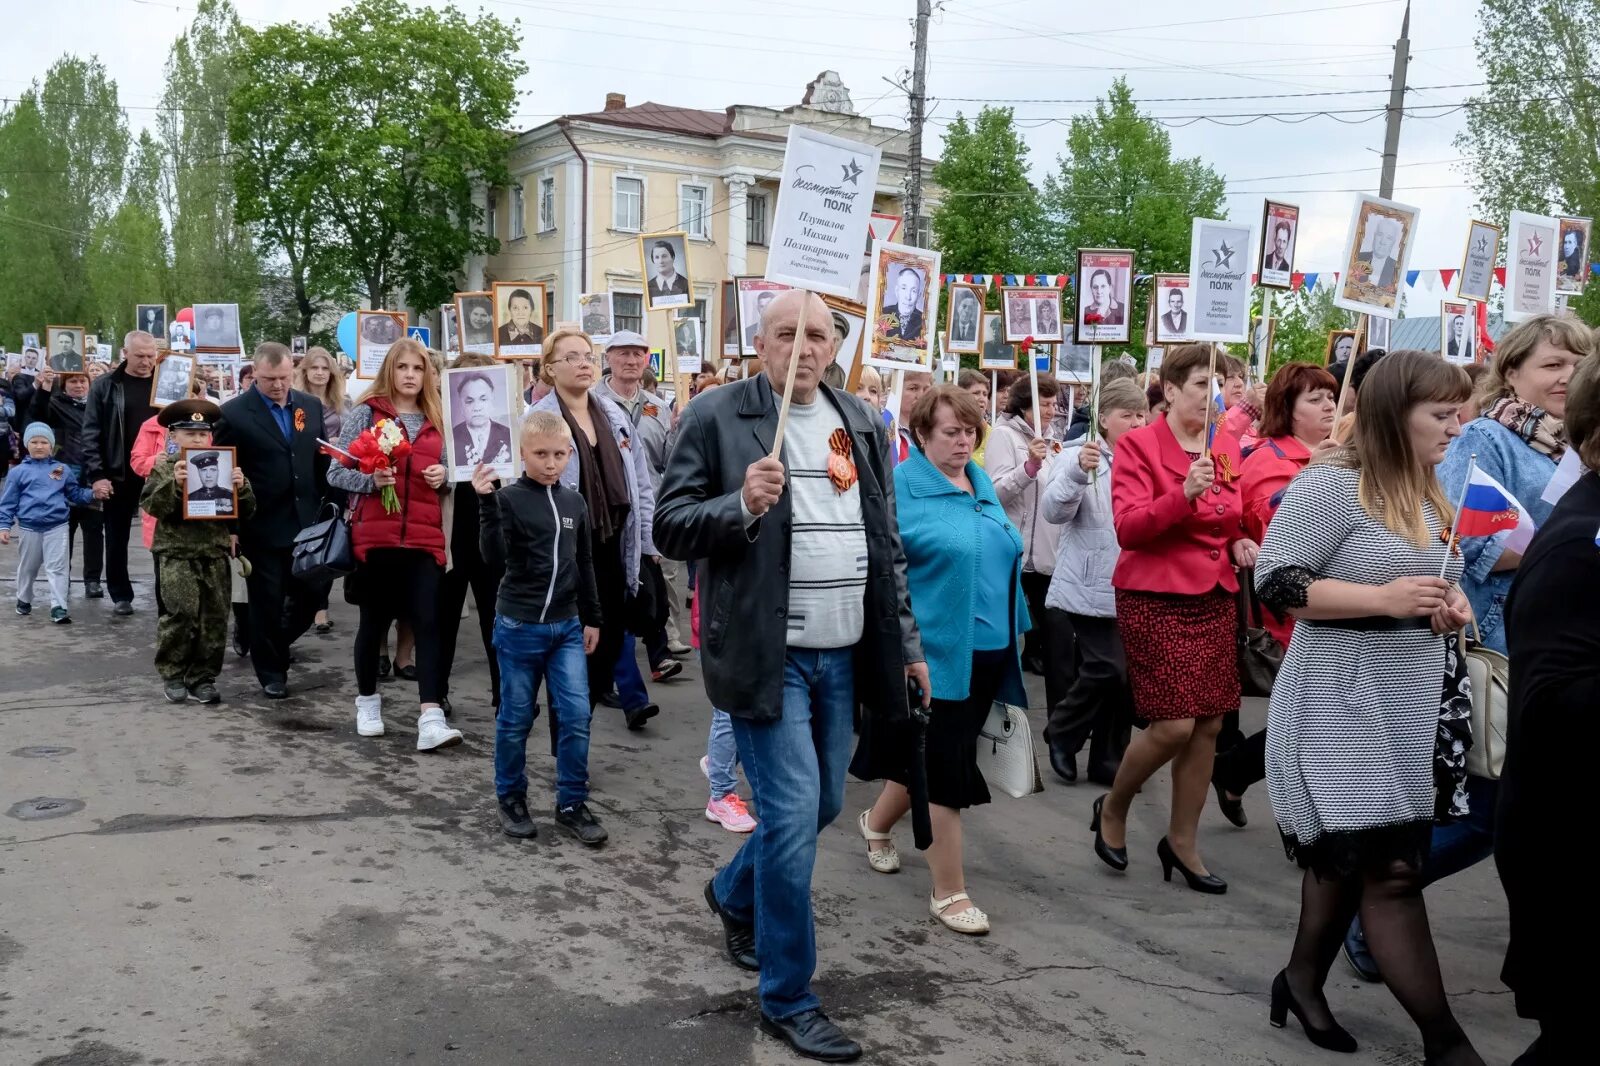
{"left": 9, "top": 0, "right": 1484, "bottom": 314}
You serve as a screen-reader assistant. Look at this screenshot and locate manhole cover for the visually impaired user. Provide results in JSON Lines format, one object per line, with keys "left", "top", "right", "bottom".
{"left": 7, "top": 797, "right": 85, "bottom": 820}
{"left": 10, "top": 746, "right": 77, "bottom": 758}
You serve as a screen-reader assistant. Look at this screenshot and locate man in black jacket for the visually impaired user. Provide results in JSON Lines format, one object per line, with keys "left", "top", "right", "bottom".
{"left": 28, "top": 368, "right": 104, "bottom": 596}
{"left": 81, "top": 331, "right": 160, "bottom": 612}
{"left": 213, "top": 342, "right": 329, "bottom": 699}
{"left": 655, "top": 289, "right": 927, "bottom": 1063}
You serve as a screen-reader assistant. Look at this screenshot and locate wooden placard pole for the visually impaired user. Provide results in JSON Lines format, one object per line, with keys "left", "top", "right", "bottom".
{"left": 989, "top": 370, "right": 999, "bottom": 425}
{"left": 1027, "top": 344, "right": 1042, "bottom": 437}
{"left": 1333, "top": 314, "right": 1369, "bottom": 443}
{"left": 1257, "top": 289, "right": 1274, "bottom": 384}
{"left": 768, "top": 291, "right": 812, "bottom": 459}
{"left": 1201, "top": 342, "right": 1222, "bottom": 459}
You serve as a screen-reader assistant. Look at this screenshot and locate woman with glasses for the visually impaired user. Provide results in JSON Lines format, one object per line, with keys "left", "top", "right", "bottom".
{"left": 529, "top": 328, "right": 659, "bottom": 733}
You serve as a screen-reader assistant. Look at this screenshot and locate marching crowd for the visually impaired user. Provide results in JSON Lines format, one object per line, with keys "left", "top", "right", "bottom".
{"left": 2, "top": 293, "right": 1595, "bottom": 1065}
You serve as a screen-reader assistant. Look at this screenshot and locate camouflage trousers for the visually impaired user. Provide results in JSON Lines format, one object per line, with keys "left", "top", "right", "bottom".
{"left": 154, "top": 553, "right": 230, "bottom": 685}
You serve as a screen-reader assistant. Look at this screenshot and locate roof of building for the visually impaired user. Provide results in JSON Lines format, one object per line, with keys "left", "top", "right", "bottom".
{"left": 562, "top": 100, "right": 732, "bottom": 139}
{"left": 1387, "top": 312, "right": 1510, "bottom": 352}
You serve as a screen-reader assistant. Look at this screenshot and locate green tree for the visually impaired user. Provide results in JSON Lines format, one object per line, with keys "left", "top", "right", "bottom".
{"left": 0, "top": 56, "right": 129, "bottom": 342}
{"left": 1267, "top": 284, "right": 1356, "bottom": 376}
{"left": 86, "top": 132, "right": 170, "bottom": 339}
{"left": 231, "top": 0, "right": 524, "bottom": 314}
{"left": 1040, "top": 79, "right": 1227, "bottom": 361}
{"left": 158, "top": 0, "right": 264, "bottom": 336}
{"left": 1458, "top": 0, "right": 1600, "bottom": 323}
{"left": 931, "top": 107, "right": 1039, "bottom": 274}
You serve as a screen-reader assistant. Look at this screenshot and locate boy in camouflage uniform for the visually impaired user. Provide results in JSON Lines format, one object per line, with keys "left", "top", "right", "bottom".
{"left": 140, "top": 399, "right": 255, "bottom": 704}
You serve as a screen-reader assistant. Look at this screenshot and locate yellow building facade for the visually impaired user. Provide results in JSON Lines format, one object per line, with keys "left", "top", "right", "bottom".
{"left": 467, "top": 72, "right": 937, "bottom": 361}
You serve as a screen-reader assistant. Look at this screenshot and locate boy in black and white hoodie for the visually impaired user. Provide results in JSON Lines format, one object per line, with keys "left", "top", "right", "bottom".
{"left": 476, "top": 410, "right": 604, "bottom": 845}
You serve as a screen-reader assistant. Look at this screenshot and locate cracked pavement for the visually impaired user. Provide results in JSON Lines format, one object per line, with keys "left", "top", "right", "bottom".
{"left": 0, "top": 546, "right": 1529, "bottom": 1064}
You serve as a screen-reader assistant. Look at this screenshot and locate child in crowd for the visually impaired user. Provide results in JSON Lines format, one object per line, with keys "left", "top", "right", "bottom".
{"left": 476, "top": 410, "right": 606, "bottom": 846}
{"left": 139, "top": 399, "right": 254, "bottom": 704}
{"left": 694, "top": 582, "right": 756, "bottom": 834}
{"left": 0, "top": 422, "right": 103, "bottom": 623}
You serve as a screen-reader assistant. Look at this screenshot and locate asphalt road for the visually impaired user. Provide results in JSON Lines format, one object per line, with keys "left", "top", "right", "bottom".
{"left": 0, "top": 539, "right": 1529, "bottom": 1065}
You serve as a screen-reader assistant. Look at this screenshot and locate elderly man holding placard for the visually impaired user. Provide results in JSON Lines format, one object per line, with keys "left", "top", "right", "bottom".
{"left": 657, "top": 287, "right": 926, "bottom": 1061}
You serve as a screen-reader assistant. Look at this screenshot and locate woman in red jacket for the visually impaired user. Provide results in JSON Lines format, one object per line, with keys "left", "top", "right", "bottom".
{"left": 1210, "top": 362, "right": 1338, "bottom": 827}
{"left": 1089, "top": 343, "right": 1258, "bottom": 893}
{"left": 328, "top": 338, "right": 461, "bottom": 752}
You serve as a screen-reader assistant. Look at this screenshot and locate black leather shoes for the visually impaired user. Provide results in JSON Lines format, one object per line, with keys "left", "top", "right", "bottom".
{"left": 704, "top": 880, "right": 758, "bottom": 972}
{"left": 261, "top": 682, "right": 289, "bottom": 700}
{"left": 113, "top": 600, "right": 134, "bottom": 616}
{"left": 758, "top": 1009, "right": 862, "bottom": 1062}
{"left": 84, "top": 580, "right": 103, "bottom": 599}
{"left": 595, "top": 689, "right": 623, "bottom": 709}
{"left": 1213, "top": 780, "right": 1248, "bottom": 828}
{"left": 1048, "top": 740, "right": 1077, "bottom": 784}
{"left": 1090, "top": 794, "right": 1128, "bottom": 871}
{"left": 624, "top": 703, "right": 660, "bottom": 731}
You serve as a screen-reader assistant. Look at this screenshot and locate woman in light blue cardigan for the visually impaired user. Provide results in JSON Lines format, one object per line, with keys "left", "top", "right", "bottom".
{"left": 851, "top": 386, "right": 1028, "bottom": 937}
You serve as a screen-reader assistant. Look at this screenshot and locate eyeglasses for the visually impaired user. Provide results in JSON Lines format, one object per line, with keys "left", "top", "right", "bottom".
{"left": 553, "top": 353, "right": 598, "bottom": 366}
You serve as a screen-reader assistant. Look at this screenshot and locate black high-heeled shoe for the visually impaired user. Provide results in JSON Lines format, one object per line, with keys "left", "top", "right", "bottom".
{"left": 1156, "top": 836, "right": 1227, "bottom": 894}
{"left": 1269, "top": 970, "right": 1358, "bottom": 1053}
{"left": 1090, "top": 795, "right": 1128, "bottom": 871}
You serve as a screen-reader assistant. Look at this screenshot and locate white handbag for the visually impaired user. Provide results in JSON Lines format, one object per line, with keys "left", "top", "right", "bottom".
{"left": 1462, "top": 619, "right": 1509, "bottom": 780}
{"left": 977, "top": 703, "right": 1044, "bottom": 799}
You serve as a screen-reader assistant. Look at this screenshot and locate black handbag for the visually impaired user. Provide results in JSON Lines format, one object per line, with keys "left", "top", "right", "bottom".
{"left": 1236, "top": 567, "right": 1284, "bottom": 697}
{"left": 291, "top": 501, "right": 354, "bottom": 584}
{"left": 625, "top": 555, "right": 670, "bottom": 635}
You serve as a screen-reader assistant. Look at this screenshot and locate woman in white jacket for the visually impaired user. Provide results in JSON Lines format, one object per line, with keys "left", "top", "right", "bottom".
{"left": 1039, "top": 378, "right": 1149, "bottom": 785}
{"left": 985, "top": 374, "right": 1065, "bottom": 703}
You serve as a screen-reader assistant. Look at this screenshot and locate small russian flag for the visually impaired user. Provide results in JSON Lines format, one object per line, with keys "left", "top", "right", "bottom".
{"left": 1457, "top": 466, "right": 1536, "bottom": 552}
{"left": 1206, "top": 375, "right": 1227, "bottom": 447}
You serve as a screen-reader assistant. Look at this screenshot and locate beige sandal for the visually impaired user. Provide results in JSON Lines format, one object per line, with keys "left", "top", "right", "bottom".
{"left": 930, "top": 891, "right": 990, "bottom": 935}
{"left": 857, "top": 809, "right": 900, "bottom": 873}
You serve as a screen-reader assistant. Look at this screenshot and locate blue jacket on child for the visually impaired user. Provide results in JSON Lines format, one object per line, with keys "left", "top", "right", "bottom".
{"left": 0, "top": 455, "right": 97, "bottom": 533}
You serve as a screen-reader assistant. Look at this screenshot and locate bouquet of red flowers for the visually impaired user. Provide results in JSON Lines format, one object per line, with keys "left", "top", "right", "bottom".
{"left": 323, "top": 418, "right": 412, "bottom": 514}
{"left": 1083, "top": 310, "right": 1104, "bottom": 325}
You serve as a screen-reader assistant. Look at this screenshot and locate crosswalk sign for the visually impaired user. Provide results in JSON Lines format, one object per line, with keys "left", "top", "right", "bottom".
{"left": 407, "top": 326, "right": 431, "bottom": 346}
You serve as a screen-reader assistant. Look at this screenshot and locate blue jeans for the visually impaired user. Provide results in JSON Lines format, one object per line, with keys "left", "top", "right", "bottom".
{"left": 705, "top": 708, "right": 739, "bottom": 798}
{"left": 493, "top": 615, "right": 591, "bottom": 809}
{"left": 613, "top": 632, "right": 651, "bottom": 712}
{"left": 711, "top": 647, "right": 856, "bottom": 1019}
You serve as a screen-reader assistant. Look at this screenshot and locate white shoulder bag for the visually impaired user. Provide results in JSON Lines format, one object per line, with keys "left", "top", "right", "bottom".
{"left": 977, "top": 703, "right": 1044, "bottom": 799}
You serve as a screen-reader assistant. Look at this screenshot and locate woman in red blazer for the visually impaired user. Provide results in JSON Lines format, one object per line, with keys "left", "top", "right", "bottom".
{"left": 1088, "top": 343, "right": 1258, "bottom": 894}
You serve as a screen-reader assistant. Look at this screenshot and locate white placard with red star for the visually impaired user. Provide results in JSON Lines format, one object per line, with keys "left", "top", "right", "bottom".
{"left": 764, "top": 126, "right": 883, "bottom": 299}
{"left": 1506, "top": 210, "right": 1559, "bottom": 323}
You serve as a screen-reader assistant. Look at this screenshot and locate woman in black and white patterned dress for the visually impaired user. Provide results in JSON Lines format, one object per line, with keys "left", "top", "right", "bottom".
{"left": 1254, "top": 351, "right": 1485, "bottom": 1066}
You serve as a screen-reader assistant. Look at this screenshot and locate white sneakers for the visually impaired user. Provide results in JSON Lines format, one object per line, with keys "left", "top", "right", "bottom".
{"left": 416, "top": 707, "right": 463, "bottom": 751}
{"left": 356, "top": 694, "right": 385, "bottom": 737}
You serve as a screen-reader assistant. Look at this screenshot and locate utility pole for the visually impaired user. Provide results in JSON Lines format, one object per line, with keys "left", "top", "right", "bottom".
{"left": 1378, "top": 0, "right": 1411, "bottom": 198}
{"left": 905, "top": 0, "right": 931, "bottom": 245}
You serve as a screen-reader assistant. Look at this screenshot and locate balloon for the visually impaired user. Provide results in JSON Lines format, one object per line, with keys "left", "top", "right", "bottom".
{"left": 175, "top": 306, "right": 194, "bottom": 326}
{"left": 336, "top": 312, "right": 358, "bottom": 359}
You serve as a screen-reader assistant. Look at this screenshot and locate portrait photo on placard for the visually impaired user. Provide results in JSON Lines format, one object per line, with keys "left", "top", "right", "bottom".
{"left": 945, "top": 283, "right": 984, "bottom": 354}
{"left": 579, "top": 292, "right": 614, "bottom": 339}
{"left": 1002, "top": 287, "right": 1065, "bottom": 344}
{"left": 736, "top": 276, "right": 791, "bottom": 356}
{"left": 439, "top": 305, "right": 460, "bottom": 354}
{"left": 168, "top": 319, "right": 192, "bottom": 351}
{"left": 1258, "top": 201, "right": 1299, "bottom": 289}
{"left": 356, "top": 310, "right": 405, "bottom": 379}
{"left": 1324, "top": 329, "right": 1361, "bottom": 367}
{"left": 1335, "top": 196, "right": 1420, "bottom": 318}
{"left": 290, "top": 336, "right": 308, "bottom": 358}
{"left": 1556, "top": 216, "right": 1592, "bottom": 294}
{"left": 1457, "top": 219, "right": 1501, "bottom": 303}
{"left": 456, "top": 292, "right": 494, "bottom": 355}
{"left": 1440, "top": 301, "right": 1475, "bottom": 364}
{"left": 671, "top": 314, "right": 704, "bottom": 365}
{"left": 136, "top": 304, "right": 168, "bottom": 341}
{"left": 1055, "top": 341, "right": 1094, "bottom": 384}
{"left": 979, "top": 312, "right": 1016, "bottom": 370}
{"left": 822, "top": 296, "right": 867, "bottom": 382}
{"left": 720, "top": 280, "right": 740, "bottom": 356}
{"left": 14, "top": 343, "right": 42, "bottom": 377}
{"left": 151, "top": 352, "right": 196, "bottom": 407}
{"left": 1076, "top": 250, "right": 1133, "bottom": 344}
{"left": 46, "top": 325, "right": 86, "bottom": 373}
{"left": 1153, "top": 274, "right": 1192, "bottom": 344}
{"left": 493, "top": 282, "right": 546, "bottom": 357}
{"left": 181, "top": 446, "right": 238, "bottom": 520}
{"left": 639, "top": 232, "right": 693, "bottom": 312}
{"left": 864, "top": 241, "right": 941, "bottom": 371}
{"left": 193, "top": 303, "right": 242, "bottom": 351}
{"left": 444, "top": 363, "right": 518, "bottom": 483}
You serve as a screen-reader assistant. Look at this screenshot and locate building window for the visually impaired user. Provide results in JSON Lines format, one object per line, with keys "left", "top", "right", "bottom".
{"left": 614, "top": 176, "right": 643, "bottom": 232}
{"left": 546, "top": 288, "right": 557, "bottom": 328}
{"left": 613, "top": 292, "right": 643, "bottom": 334}
{"left": 486, "top": 191, "right": 498, "bottom": 240}
{"left": 689, "top": 298, "right": 709, "bottom": 323}
{"left": 746, "top": 193, "right": 768, "bottom": 246}
{"left": 538, "top": 176, "right": 555, "bottom": 233}
{"left": 679, "top": 182, "right": 710, "bottom": 238}
{"left": 510, "top": 183, "right": 525, "bottom": 240}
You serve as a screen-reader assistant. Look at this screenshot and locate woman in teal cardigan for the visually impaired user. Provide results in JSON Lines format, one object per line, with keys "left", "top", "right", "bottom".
{"left": 852, "top": 385, "right": 1029, "bottom": 937}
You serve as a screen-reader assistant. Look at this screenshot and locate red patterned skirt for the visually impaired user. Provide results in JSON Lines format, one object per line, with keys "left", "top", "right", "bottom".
{"left": 1115, "top": 587, "right": 1239, "bottom": 721}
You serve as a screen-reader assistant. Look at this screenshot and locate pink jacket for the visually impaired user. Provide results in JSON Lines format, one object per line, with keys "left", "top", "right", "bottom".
{"left": 129, "top": 415, "right": 170, "bottom": 549}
